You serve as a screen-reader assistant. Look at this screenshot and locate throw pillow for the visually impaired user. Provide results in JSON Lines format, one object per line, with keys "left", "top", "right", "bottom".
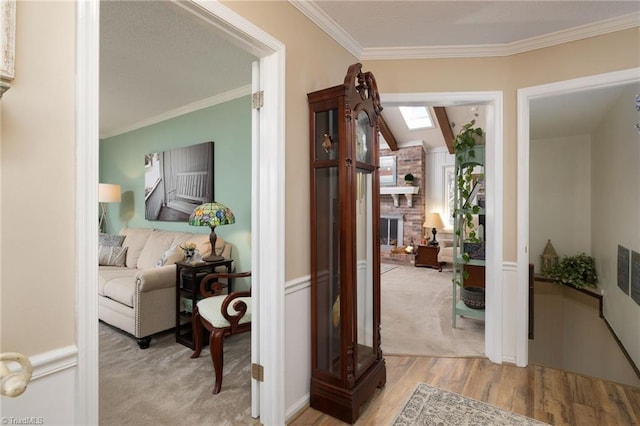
{"left": 99, "top": 245, "right": 128, "bottom": 267}
{"left": 99, "top": 233, "right": 126, "bottom": 247}
{"left": 156, "top": 245, "right": 184, "bottom": 267}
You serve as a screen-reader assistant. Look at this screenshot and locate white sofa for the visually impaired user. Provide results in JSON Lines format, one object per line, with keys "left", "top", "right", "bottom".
{"left": 434, "top": 230, "right": 455, "bottom": 265}
{"left": 98, "top": 227, "right": 232, "bottom": 348}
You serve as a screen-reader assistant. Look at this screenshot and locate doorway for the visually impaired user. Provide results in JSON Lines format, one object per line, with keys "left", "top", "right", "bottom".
{"left": 380, "top": 92, "right": 504, "bottom": 363}
{"left": 76, "top": 1, "right": 286, "bottom": 424}
{"left": 517, "top": 67, "right": 640, "bottom": 369}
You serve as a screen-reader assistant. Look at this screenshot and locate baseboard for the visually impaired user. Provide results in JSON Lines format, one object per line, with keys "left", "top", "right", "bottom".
{"left": 285, "top": 393, "right": 310, "bottom": 423}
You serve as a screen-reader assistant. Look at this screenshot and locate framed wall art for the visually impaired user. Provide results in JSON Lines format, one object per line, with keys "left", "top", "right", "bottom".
{"left": 380, "top": 155, "right": 396, "bottom": 186}
{"left": 144, "top": 141, "right": 214, "bottom": 221}
{"left": 443, "top": 165, "right": 455, "bottom": 227}
{"left": 0, "top": 0, "right": 16, "bottom": 97}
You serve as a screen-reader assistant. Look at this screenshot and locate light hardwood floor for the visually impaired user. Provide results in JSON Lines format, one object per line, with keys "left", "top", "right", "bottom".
{"left": 289, "top": 355, "right": 640, "bottom": 425}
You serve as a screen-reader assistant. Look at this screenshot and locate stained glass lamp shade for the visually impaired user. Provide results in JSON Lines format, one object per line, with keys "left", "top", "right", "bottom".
{"left": 189, "top": 202, "right": 235, "bottom": 262}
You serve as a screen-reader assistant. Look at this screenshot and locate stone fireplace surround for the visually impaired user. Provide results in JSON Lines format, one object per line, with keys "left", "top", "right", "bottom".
{"left": 380, "top": 146, "right": 425, "bottom": 265}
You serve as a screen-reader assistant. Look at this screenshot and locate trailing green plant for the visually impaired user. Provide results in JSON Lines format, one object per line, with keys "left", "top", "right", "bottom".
{"left": 404, "top": 173, "right": 414, "bottom": 183}
{"left": 453, "top": 121, "right": 484, "bottom": 246}
{"left": 545, "top": 253, "right": 598, "bottom": 289}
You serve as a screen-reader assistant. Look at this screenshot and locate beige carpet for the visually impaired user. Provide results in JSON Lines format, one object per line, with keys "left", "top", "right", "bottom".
{"left": 99, "top": 322, "right": 256, "bottom": 425}
{"left": 393, "top": 383, "right": 548, "bottom": 425}
{"left": 381, "top": 264, "right": 485, "bottom": 357}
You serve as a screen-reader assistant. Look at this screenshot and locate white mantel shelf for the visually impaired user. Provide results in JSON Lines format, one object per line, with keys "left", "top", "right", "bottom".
{"left": 380, "top": 186, "right": 419, "bottom": 207}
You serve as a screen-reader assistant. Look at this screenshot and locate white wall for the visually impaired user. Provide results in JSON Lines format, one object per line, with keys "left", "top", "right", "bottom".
{"left": 591, "top": 87, "right": 640, "bottom": 369}
{"left": 529, "top": 135, "right": 592, "bottom": 272}
{"left": 0, "top": 349, "right": 77, "bottom": 425}
{"left": 1, "top": 2, "right": 79, "bottom": 421}
{"left": 284, "top": 278, "right": 311, "bottom": 420}
{"left": 424, "top": 148, "right": 455, "bottom": 230}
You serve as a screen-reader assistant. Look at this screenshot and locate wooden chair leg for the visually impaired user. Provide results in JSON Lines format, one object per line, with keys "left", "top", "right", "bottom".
{"left": 190, "top": 307, "right": 203, "bottom": 359}
{"left": 209, "top": 328, "right": 225, "bottom": 394}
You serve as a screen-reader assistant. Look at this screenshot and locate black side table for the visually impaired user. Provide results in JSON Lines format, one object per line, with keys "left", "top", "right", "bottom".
{"left": 175, "top": 259, "right": 233, "bottom": 349}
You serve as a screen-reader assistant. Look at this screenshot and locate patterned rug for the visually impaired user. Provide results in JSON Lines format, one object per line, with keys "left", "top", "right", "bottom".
{"left": 394, "top": 384, "right": 548, "bottom": 426}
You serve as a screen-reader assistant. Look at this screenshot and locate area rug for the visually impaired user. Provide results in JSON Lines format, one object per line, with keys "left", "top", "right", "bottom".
{"left": 393, "top": 384, "right": 548, "bottom": 426}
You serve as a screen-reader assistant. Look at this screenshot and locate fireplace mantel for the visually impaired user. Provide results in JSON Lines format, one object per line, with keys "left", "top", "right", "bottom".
{"left": 380, "top": 186, "right": 419, "bottom": 207}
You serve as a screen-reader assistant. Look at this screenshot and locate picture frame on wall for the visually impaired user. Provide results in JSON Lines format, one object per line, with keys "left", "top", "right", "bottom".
{"left": 443, "top": 165, "right": 455, "bottom": 227}
{"left": 380, "top": 155, "right": 396, "bottom": 186}
{"left": 144, "top": 141, "right": 214, "bottom": 221}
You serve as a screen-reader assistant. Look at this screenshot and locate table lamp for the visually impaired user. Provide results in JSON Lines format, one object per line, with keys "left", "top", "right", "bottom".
{"left": 99, "top": 183, "right": 121, "bottom": 233}
{"left": 188, "top": 202, "right": 235, "bottom": 261}
{"left": 423, "top": 212, "right": 444, "bottom": 246}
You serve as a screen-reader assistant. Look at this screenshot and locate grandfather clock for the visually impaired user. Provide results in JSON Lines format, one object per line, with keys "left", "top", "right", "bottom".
{"left": 307, "top": 63, "right": 386, "bottom": 424}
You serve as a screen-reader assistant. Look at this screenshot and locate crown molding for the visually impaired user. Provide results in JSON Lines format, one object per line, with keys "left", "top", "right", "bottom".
{"left": 503, "top": 12, "right": 640, "bottom": 56}
{"left": 289, "top": 0, "right": 362, "bottom": 58}
{"left": 100, "top": 84, "right": 252, "bottom": 139}
{"left": 292, "top": 9, "right": 639, "bottom": 60}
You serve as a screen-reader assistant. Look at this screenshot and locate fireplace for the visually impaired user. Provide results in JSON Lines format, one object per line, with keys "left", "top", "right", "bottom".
{"left": 380, "top": 214, "right": 403, "bottom": 249}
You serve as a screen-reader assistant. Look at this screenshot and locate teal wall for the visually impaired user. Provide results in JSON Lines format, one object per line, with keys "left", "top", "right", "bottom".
{"left": 100, "top": 95, "right": 252, "bottom": 273}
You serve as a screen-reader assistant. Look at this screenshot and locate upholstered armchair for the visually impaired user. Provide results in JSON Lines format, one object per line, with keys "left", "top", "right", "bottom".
{"left": 190, "top": 271, "right": 252, "bottom": 394}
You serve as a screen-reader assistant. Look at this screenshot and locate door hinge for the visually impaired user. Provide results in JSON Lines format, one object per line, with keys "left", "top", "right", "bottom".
{"left": 251, "top": 363, "right": 264, "bottom": 382}
{"left": 252, "top": 91, "right": 264, "bottom": 109}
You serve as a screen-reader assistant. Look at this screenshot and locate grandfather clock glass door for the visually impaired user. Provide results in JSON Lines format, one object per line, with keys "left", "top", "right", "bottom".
{"left": 354, "top": 110, "right": 377, "bottom": 378}
{"left": 313, "top": 108, "right": 341, "bottom": 378}
{"left": 308, "top": 64, "right": 386, "bottom": 424}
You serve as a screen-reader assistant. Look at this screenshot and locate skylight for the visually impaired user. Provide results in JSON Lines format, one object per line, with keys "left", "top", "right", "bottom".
{"left": 399, "top": 106, "right": 434, "bottom": 130}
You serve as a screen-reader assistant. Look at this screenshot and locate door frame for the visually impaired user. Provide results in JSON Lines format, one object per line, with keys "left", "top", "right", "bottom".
{"left": 381, "top": 91, "right": 504, "bottom": 363}
{"left": 75, "top": 0, "right": 287, "bottom": 424}
{"left": 516, "top": 67, "right": 640, "bottom": 366}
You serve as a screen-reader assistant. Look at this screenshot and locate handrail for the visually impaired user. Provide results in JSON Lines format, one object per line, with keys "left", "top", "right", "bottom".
{"left": 534, "top": 274, "right": 603, "bottom": 317}
{"left": 0, "top": 352, "right": 33, "bottom": 397}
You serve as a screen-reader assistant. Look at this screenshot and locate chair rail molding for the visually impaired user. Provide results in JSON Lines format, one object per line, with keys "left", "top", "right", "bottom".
{"left": 0, "top": 0, "right": 16, "bottom": 97}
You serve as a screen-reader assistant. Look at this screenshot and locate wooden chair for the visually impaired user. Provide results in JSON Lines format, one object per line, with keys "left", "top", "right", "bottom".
{"left": 190, "top": 271, "right": 252, "bottom": 394}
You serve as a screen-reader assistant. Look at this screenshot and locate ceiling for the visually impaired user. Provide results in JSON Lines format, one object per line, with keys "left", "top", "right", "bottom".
{"left": 100, "top": 1, "right": 639, "bottom": 144}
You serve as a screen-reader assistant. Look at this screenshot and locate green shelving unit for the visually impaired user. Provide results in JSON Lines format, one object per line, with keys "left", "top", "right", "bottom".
{"left": 452, "top": 143, "right": 486, "bottom": 327}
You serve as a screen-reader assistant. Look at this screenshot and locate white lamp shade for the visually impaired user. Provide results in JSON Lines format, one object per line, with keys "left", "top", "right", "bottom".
{"left": 423, "top": 212, "right": 444, "bottom": 230}
{"left": 99, "top": 183, "right": 121, "bottom": 203}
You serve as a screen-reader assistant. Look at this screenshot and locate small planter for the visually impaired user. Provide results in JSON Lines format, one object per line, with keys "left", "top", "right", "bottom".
{"left": 463, "top": 242, "right": 485, "bottom": 260}
{"left": 461, "top": 286, "right": 485, "bottom": 309}
{"left": 404, "top": 173, "right": 414, "bottom": 186}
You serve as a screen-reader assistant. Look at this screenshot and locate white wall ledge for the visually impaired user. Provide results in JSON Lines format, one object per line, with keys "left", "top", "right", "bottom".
{"left": 380, "top": 186, "right": 419, "bottom": 207}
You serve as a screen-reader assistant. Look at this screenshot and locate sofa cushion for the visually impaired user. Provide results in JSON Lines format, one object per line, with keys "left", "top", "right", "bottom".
{"left": 99, "top": 233, "right": 125, "bottom": 247}
{"left": 172, "top": 232, "right": 213, "bottom": 259}
{"left": 120, "top": 228, "right": 154, "bottom": 268}
{"left": 156, "top": 245, "right": 184, "bottom": 267}
{"left": 138, "top": 230, "right": 183, "bottom": 269}
{"left": 98, "top": 246, "right": 128, "bottom": 267}
{"left": 98, "top": 267, "right": 138, "bottom": 307}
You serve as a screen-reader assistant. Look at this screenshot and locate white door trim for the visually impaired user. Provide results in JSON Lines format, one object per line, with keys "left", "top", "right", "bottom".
{"left": 75, "top": 1, "right": 100, "bottom": 423}
{"left": 76, "top": 1, "right": 287, "bottom": 424}
{"left": 516, "top": 67, "right": 640, "bottom": 367}
{"left": 381, "top": 92, "right": 504, "bottom": 364}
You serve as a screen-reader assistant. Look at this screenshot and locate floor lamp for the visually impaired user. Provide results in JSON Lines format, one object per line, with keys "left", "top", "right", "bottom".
{"left": 99, "top": 183, "right": 121, "bottom": 233}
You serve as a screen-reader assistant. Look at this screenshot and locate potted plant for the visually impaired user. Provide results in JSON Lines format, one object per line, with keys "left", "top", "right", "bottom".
{"left": 545, "top": 252, "right": 598, "bottom": 289}
{"left": 404, "top": 173, "right": 415, "bottom": 185}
